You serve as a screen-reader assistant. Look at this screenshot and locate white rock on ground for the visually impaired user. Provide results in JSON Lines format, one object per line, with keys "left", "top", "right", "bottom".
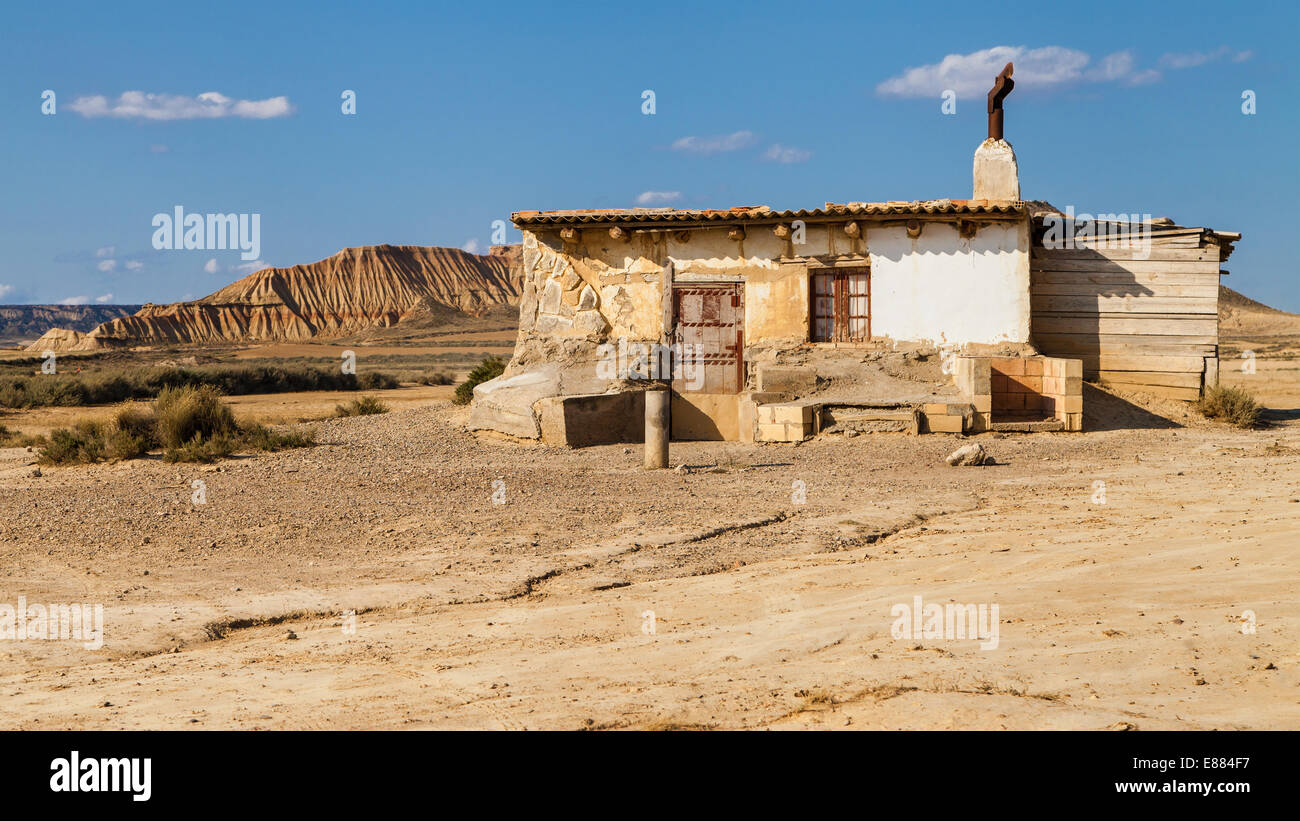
{"left": 946, "top": 442, "right": 992, "bottom": 466}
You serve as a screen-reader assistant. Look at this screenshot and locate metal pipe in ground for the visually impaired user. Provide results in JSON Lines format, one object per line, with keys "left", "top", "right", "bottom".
{"left": 643, "top": 387, "right": 669, "bottom": 469}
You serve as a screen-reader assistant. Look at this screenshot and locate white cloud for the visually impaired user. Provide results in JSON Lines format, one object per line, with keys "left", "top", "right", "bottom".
{"left": 97, "top": 259, "right": 117, "bottom": 273}
{"left": 95, "top": 293, "right": 114, "bottom": 303}
{"left": 203, "top": 258, "right": 220, "bottom": 274}
{"left": 0, "top": 284, "right": 13, "bottom": 300}
{"left": 763, "top": 144, "right": 813, "bottom": 164}
{"left": 125, "top": 260, "right": 144, "bottom": 271}
{"left": 67, "top": 91, "right": 294, "bottom": 121}
{"left": 59, "top": 295, "right": 90, "bottom": 306}
{"left": 877, "top": 45, "right": 1162, "bottom": 98}
{"left": 635, "top": 191, "right": 682, "bottom": 206}
{"left": 462, "top": 239, "right": 481, "bottom": 253}
{"left": 1086, "top": 50, "right": 1134, "bottom": 82}
{"left": 1160, "top": 46, "right": 1254, "bottom": 69}
{"left": 95, "top": 246, "right": 115, "bottom": 258}
{"left": 670, "top": 131, "right": 755, "bottom": 155}
{"left": 231, "top": 260, "right": 265, "bottom": 274}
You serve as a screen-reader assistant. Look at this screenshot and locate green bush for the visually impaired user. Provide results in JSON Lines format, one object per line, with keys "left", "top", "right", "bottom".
{"left": 335, "top": 395, "right": 389, "bottom": 417}
{"left": 154, "top": 385, "right": 237, "bottom": 448}
{"left": 1197, "top": 385, "right": 1261, "bottom": 428}
{"left": 454, "top": 356, "right": 505, "bottom": 405}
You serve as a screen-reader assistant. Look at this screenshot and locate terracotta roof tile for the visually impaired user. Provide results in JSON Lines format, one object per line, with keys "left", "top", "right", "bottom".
{"left": 512, "top": 200, "right": 1026, "bottom": 226}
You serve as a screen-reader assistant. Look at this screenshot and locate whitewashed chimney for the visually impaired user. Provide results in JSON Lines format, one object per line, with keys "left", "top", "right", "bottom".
{"left": 973, "top": 62, "right": 1020, "bottom": 200}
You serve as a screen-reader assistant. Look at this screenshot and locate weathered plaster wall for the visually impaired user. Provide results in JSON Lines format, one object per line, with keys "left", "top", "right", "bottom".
{"left": 865, "top": 221, "right": 1030, "bottom": 345}
{"left": 514, "top": 218, "right": 1030, "bottom": 364}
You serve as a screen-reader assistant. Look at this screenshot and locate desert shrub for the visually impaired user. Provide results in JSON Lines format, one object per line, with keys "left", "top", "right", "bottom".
{"left": 358, "top": 372, "right": 400, "bottom": 391}
{"left": 335, "top": 395, "right": 389, "bottom": 417}
{"left": 240, "top": 423, "right": 316, "bottom": 451}
{"left": 0, "top": 365, "right": 404, "bottom": 409}
{"left": 0, "top": 424, "right": 45, "bottom": 448}
{"left": 153, "top": 385, "right": 237, "bottom": 448}
{"left": 454, "top": 355, "right": 505, "bottom": 405}
{"left": 104, "top": 428, "right": 150, "bottom": 460}
{"left": 39, "top": 427, "right": 105, "bottom": 465}
{"left": 1197, "top": 385, "right": 1261, "bottom": 428}
{"left": 113, "top": 404, "right": 157, "bottom": 442}
{"left": 163, "top": 433, "right": 236, "bottom": 464}
{"left": 416, "top": 371, "right": 455, "bottom": 386}
{"left": 34, "top": 390, "right": 315, "bottom": 466}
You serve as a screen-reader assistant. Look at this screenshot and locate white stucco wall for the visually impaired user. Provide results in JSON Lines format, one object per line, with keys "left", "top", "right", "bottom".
{"left": 864, "top": 221, "right": 1030, "bottom": 345}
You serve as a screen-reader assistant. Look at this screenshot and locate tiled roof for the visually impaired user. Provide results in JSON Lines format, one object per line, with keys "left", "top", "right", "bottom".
{"left": 512, "top": 199, "right": 1027, "bottom": 226}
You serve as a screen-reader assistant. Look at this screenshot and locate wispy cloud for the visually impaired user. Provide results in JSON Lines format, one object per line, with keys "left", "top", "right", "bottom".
{"left": 95, "top": 246, "right": 115, "bottom": 258}
{"left": 58, "top": 295, "right": 90, "bottom": 306}
{"left": 97, "top": 259, "right": 117, "bottom": 273}
{"left": 231, "top": 260, "right": 265, "bottom": 274}
{"left": 67, "top": 91, "right": 294, "bottom": 121}
{"left": 0, "top": 284, "right": 14, "bottom": 300}
{"left": 763, "top": 144, "right": 813, "bottom": 164}
{"left": 203, "top": 258, "right": 220, "bottom": 274}
{"left": 670, "top": 131, "right": 755, "bottom": 155}
{"left": 124, "top": 260, "right": 144, "bottom": 271}
{"left": 462, "top": 239, "right": 481, "bottom": 253}
{"left": 95, "top": 293, "right": 114, "bottom": 303}
{"left": 1160, "top": 46, "right": 1254, "bottom": 69}
{"left": 635, "top": 191, "right": 682, "bottom": 206}
{"left": 877, "top": 45, "right": 1179, "bottom": 98}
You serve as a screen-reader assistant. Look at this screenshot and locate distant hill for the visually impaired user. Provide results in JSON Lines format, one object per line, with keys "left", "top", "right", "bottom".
{"left": 1219, "top": 284, "right": 1300, "bottom": 340}
{"left": 0, "top": 304, "right": 142, "bottom": 346}
{"left": 31, "top": 244, "right": 523, "bottom": 351}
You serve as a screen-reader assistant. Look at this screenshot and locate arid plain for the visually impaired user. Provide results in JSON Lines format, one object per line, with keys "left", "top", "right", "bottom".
{"left": 0, "top": 305, "right": 1296, "bottom": 730}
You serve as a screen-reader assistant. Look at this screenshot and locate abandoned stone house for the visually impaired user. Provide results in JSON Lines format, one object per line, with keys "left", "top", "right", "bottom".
{"left": 470, "top": 65, "right": 1238, "bottom": 446}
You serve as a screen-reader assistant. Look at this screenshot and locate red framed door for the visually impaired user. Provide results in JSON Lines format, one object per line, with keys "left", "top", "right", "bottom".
{"left": 672, "top": 283, "right": 744, "bottom": 393}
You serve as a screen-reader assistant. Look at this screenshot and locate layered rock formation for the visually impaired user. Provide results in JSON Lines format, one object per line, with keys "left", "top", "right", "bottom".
{"left": 0, "top": 304, "right": 141, "bottom": 345}
{"left": 32, "top": 245, "right": 523, "bottom": 350}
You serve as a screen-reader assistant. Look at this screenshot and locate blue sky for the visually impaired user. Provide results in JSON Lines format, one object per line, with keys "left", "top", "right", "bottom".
{"left": 2, "top": 0, "right": 1297, "bottom": 310}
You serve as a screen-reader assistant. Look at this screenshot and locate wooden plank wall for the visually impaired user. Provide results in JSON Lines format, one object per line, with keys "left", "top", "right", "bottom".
{"left": 1030, "top": 224, "right": 1224, "bottom": 401}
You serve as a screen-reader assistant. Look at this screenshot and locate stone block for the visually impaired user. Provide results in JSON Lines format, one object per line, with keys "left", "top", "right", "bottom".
{"left": 925, "top": 413, "right": 965, "bottom": 434}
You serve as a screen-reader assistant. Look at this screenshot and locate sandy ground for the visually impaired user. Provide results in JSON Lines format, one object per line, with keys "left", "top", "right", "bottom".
{"left": 0, "top": 363, "right": 1296, "bottom": 730}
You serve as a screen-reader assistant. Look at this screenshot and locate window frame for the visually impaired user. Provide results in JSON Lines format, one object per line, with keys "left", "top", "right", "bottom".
{"left": 809, "top": 267, "right": 870, "bottom": 343}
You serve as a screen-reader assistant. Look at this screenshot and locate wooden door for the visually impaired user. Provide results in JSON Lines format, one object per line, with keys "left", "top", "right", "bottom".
{"left": 672, "top": 284, "right": 744, "bottom": 393}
